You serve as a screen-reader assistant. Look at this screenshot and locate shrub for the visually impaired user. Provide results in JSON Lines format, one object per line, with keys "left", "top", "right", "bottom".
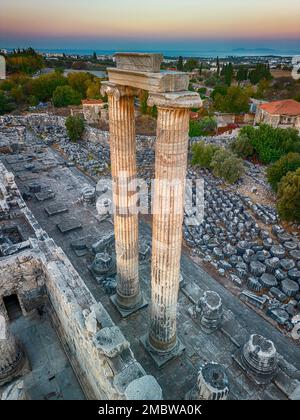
{"left": 191, "top": 141, "right": 220, "bottom": 168}
{"left": 239, "top": 125, "right": 300, "bottom": 164}
{"left": 0, "top": 91, "right": 16, "bottom": 115}
{"left": 65, "top": 115, "right": 85, "bottom": 142}
{"left": 267, "top": 153, "right": 300, "bottom": 192}
{"left": 31, "top": 72, "right": 67, "bottom": 102}
{"left": 189, "top": 117, "right": 217, "bottom": 137}
{"left": 277, "top": 168, "right": 300, "bottom": 222}
{"left": 52, "top": 85, "right": 82, "bottom": 107}
{"left": 230, "top": 134, "right": 255, "bottom": 159}
{"left": 211, "top": 149, "right": 245, "bottom": 183}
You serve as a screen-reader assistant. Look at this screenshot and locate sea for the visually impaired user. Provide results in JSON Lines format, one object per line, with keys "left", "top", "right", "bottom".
{"left": 6, "top": 47, "right": 300, "bottom": 59}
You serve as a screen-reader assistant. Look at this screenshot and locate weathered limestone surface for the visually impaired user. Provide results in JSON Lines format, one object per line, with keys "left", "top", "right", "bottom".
{"left": 1, "top": 380, "right": 28, "bottom": 400}
{"left": 102, "top": 83, "right": 141, "bottom": 310}
{"left": 107, "top": 68, "right": 190, "bottom": 93}
{"left": 196, "top": 363, "right": 229, "bottom": 400}
{"left": 148, "top": 92, "right": 201, "bottom": 352}
{"left": 115, "top": 53, "right": 163, "bottom": 73}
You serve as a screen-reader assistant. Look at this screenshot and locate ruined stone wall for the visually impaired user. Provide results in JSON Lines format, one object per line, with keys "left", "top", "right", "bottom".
{"left": 0, "top": 250, "right": 46, "bottom": 319}
{"left": 41, "top": 238, "right": 159, "bottom": 400}
{"left": 0, "top": 162, "right": 161, "bottom": 400}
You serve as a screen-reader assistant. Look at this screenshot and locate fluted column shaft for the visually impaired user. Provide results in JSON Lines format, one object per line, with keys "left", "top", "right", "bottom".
{"left": 149, "top": 105, "right": 190, "bottom": 352}
{"left": 106, "top": 85, "right": 141, "bottom": 309}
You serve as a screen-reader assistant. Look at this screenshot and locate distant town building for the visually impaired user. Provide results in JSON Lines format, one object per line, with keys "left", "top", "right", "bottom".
{"left": 255, "top": 99, "right": 300, "bottom": 131}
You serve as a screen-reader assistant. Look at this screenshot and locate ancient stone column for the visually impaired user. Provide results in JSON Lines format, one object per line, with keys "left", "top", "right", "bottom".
{"left": 147, "top": 92, "right": 202, "bottom": 353}
{"left": 101, "top": 83, "right": 142, "bottom": 313}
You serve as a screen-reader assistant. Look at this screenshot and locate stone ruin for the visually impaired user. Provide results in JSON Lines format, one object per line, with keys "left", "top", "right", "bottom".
{"left": 241, "top": 334, "right": 278, "bottom": 382}
{"left": 0, "top": 311, "right": 30, "bottom": 387}
{"left": 0, "top": 53, "right": 300, "bottom": 400}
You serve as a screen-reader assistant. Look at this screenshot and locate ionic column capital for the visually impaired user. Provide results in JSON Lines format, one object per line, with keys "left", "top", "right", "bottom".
{"left": 147, "top": 91, "right": 202, "bottom": 109}
{"left": 101, "top": 82, "right": 140, "bottom": 101}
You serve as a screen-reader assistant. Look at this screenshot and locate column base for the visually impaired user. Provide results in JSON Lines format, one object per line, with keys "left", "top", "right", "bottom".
{"left": 110, "top": 293, "right": 148, "bottom": 318}
{"left": 140, "top": 335, "right": 185, "bottom": 369}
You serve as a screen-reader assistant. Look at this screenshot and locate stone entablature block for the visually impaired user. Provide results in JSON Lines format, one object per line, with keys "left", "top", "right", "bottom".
{"left": 107, "top": 68, "right": 190, "bottom": 93}
{"left": 115, "top": 52, "right": 163, "bottom": 73}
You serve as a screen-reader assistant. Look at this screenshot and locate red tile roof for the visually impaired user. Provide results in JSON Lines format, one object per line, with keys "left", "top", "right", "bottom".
{"left": 260, "top": 99, "right": 300, "bottom": 116}
{"left": 82, "top": 99, "right": 103, "bottom": 105}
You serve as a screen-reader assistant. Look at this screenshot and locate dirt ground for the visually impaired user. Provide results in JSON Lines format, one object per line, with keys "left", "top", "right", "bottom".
{"left": 270, "top": 69, "right": 292, "bottom": 78}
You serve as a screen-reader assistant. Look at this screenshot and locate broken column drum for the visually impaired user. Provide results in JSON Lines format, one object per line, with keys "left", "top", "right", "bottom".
{"left": 0, "top": 317, "right": 27, "bottom": 386}
{"left": 197, "top": 291, "right": 223, "bottom": 333}
{"left": 103, "top": 83, "right": 141, "bottom": 311}
{"left": 242, "top": 334, "right": 277, "bottom": 378}
{"left": 197, "top": 363, "right": 229, "bottom": 400}
{"left": 148, "top": 92, "right": 202, "bottom": 353}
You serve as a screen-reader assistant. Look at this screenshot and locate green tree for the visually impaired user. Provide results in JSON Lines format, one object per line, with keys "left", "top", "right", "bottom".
{"left": 211, "top": 149, "right": 245, "bottom": 183}
{"left": 213, "top": 86, "right": 250, "bottom": 113}
{"left": 221, "top": 63, "right": 234, "bottom": 86}
{"left": 249, "top": 63, "right": 272, "bottom": 85}
{"left": 230, "top": 134, "right": 255, "bottom": 159}
{"left": 65, "top": 115, "right": 85, "bottom": 142}
{"left": 239, "top": 125, "right": 300, "bottom": 164}
{"left": 67, "top": 72, "right": 93, "bottom": 98}
{"left": 86, "top": 79, "right": 102, "bottom": 99}
{"left": 216, "top": 57, "right": 220, "bottom": 77}
{"left": 267, "top": 152, "right": 300, "bottom": 192}
{"left": 6, "top": 48, "right": 44, "bottom": 75}
{"left": 236, "top": 66, "right": 249, "bottom": 83}
{"left": 277, "top": 168, "right": 300, "bottom": 222}
{"left": 184, "top": 59, "right": 199, "bottom": 72}
{"left": 177, "top": 56, "right": 184, "bottom": 71}
{"left": 52, "top": 85, "right": 82, "bottom": 107}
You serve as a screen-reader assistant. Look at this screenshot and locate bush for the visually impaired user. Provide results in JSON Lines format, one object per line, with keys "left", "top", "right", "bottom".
{"left": 267, "top": 153, "right": 300, "bottom": 192}
{"left": 211, "top": 149, "right": 245, "bottom": 183}
{"left": 65, "top": 116, "right": 85, "bottom": 142}
{"left": 31, "top": 72, "right": 67, "bottom": 102}
{"left": 239, "top": 125, "right": 300, "bottom": 164}
{"left": 191, "top": 141, "right": 220, "bottom": 168}
{"left": 277, "top": 168, "right": 300, "bottom": 222}
{"left": 0, "top": 91, "right": 16, "bottom": 115}
{"left": 189, "top": 117, "right": 217, "bottom": 137}
{"left": 52, "top": 85, "right": 82, "bottom": 107}
{"left": 230, "top": 134, "right": 255, "bottom": 159}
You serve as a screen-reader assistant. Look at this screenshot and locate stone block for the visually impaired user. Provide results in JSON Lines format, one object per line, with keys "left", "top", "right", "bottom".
{"left": 93, "top": 326, "right": 129, "bottom": 358}
{"left": 107, "top": 68, "right": 190, "bottom": 93}
{"left": 115, "top": 53, "right": 163, "bottom": 73}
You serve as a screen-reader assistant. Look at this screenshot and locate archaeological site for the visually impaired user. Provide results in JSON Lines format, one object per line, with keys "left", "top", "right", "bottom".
{"left": 0, "top": 53, "right": 300, "bottom": 401}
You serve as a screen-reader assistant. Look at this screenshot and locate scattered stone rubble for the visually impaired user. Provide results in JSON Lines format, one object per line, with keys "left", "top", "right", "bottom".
{"left": 184, "top": 168, "right": 300, "bottom": 334}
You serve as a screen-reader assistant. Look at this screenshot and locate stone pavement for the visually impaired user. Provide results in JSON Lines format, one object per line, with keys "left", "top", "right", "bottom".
{"left": 3, "top": 315, "right": 85, "bottom": 400}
